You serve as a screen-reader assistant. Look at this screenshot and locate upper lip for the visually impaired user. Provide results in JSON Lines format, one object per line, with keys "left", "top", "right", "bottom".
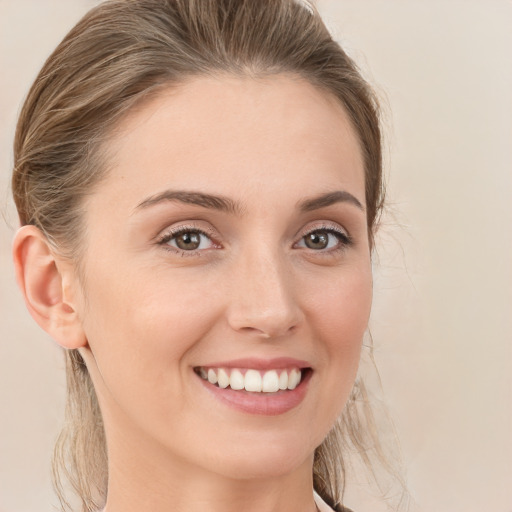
{"left": 196, "top": 357, "right": 312, "bottom": 370}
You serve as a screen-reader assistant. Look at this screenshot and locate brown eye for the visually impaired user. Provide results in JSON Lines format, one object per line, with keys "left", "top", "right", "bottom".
{"left": 304, "top": 230, "right": 330, "bottom": 250}
{"left": 175, "top": 231, "right": 201, "bottom": 250}
{"left": 160, "top": 228, "right": 215, "bottom": 252}
{"left": 296, "top": 227, "right": 351, "bottom": 252}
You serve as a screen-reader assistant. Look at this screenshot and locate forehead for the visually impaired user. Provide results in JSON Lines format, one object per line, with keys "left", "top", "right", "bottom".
{"left": 97, "top": 74, "right": 365, "bottom": 210}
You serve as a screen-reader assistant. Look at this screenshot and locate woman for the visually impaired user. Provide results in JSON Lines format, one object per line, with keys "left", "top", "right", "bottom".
{"left": 11, "top": 1, "right": 404, "bottom": 511}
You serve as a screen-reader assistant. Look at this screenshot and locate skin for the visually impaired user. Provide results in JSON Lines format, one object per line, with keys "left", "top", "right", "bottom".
{"left": 14, "top": 75, "right": 372, "bottom": 512}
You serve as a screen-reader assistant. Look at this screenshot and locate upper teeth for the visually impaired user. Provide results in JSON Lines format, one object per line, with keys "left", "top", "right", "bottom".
{"left": 198, "top": 367, "right": 302, "bottom": 393}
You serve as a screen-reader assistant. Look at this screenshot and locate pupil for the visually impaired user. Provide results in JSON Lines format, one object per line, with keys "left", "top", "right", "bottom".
{"left": 177, "top": 232, "right": 200, "bottom": 250}
{"left": 306, "top": 231, "right": 328, "bottom": 249}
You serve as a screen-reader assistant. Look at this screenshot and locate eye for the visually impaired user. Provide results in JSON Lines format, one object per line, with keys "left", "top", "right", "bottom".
{"left": 157, "top": 227, "right": 217, "bottom": 254}
{"left": 295, "top": 226, "right": 351, "bottom": 252}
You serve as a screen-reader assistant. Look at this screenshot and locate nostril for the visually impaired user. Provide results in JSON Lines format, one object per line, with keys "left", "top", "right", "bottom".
{"left": 240, "top": 326, "right": 271, "bottom": 338}
{"left": 236, "top": 323, "right": 298, "bottom": 340}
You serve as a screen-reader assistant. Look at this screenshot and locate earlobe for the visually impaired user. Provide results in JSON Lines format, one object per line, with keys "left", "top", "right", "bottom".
{"left": 12, "top": 225, "right": 87, "bottom": 349}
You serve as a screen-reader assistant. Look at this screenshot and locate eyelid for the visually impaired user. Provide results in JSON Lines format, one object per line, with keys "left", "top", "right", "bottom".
{"left": 154, "top": 220, "right": 352, "bottom": 256}
{"left": 294, "top": 221, "right": 352, "bottom": 250}
{"left": 155, "top": 222, "right": 221, "bottom": 254}
{"left": 298, "top": 221, "right": 350, "bottom": 239}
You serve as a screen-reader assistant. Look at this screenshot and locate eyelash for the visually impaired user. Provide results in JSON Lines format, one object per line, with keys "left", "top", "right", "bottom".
{"left": 156, "top": 223, "right": 352, "bottom": 256}
{"left": 156, "top": 224, "right": 218, "bottom": 256}
{"left": 296, "top": 224, "right": 353, "bottom": 253}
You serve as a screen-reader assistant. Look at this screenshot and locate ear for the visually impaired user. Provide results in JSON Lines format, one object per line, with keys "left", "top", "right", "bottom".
{"left": 12, "top": 225, "right": 87, "bottom": 349}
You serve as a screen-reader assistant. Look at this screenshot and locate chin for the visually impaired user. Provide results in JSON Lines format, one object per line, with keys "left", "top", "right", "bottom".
{"left": 215, "top": 453, "right": 311, "bottom": 481}
{"left": 198, "top": 429, "right": 319, "bottom": 481}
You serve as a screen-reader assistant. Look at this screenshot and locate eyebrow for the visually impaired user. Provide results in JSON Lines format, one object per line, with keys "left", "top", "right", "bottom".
{"left": 134, "top": 189, "right": 364, "bottom": 215}
{"left": 135, "top": 190, "right": 243, "bottom": 215}
{"left": 298, "top": 190, "right": 364, "bottom": 212}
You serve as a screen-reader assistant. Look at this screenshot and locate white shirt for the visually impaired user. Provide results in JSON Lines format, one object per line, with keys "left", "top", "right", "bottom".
{"left": 313, "top": 491, "right": 336, "bottom": 512}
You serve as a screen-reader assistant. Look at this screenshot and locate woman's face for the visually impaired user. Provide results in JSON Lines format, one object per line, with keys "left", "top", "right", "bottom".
{"left": 75, "top": 75, "right": 372, "bottom": 480}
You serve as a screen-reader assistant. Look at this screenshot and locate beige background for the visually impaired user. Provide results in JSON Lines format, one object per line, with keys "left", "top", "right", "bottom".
{"left": 1, "top": 1, "right": 511, "bottom": 511}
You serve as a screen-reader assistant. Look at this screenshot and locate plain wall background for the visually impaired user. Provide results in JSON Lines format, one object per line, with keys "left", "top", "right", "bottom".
{"left": 1, "top": 1, "right": 511, "bottom": 511}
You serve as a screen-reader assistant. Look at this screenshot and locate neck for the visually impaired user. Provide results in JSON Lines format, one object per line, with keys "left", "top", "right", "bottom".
{"left": 102, "top": 422, "right": 318, "bottom": 512}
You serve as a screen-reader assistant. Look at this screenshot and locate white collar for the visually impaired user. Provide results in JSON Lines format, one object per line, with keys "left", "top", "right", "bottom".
{"left": 313, "top": 490, "right": 336, "bottom": 512}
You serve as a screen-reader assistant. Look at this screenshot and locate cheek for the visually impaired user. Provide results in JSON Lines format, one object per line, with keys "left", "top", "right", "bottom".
{"left": 82, "top": 261, "right": 212, "bottom": 344}
{"left": 305, "top": 262, "right": 372, "bottom": 393}
{"left": 308, "top": 262, "right": 372, "bottom": 347}
{"left": 78, "top": 267, "right": 218, "bottom": 418}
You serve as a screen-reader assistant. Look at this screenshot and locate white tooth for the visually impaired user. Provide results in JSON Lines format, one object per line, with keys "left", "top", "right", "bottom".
{"left": 278, "top": 370, "right": 288, "bottom": 390}
{"left": 218, "top": 368, "right": 229, "bottom": 388}
{"left": 296, "top": 369, "right": 302, "bottom": 385}
{"left": 230, "top": 369, "right": 244, "bottom": 390}
{"left": 287, "top": 369, "right": 300, "bottom": 390}
{"left": 199, "top": 367, "right": 208, "bottom": 379}
{"left": 244, "top": 369, "right": 262, "bottom": 392}
{"left": 262, "top": 370, "right": 279, "bottom": 392}
{"left": 207, "top": 368, "right": 218, "bottom": 384}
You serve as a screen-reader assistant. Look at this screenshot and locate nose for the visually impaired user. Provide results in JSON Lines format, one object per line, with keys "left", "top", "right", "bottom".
{"left": 225, "top": 248, "right": 303, "bottom": 339}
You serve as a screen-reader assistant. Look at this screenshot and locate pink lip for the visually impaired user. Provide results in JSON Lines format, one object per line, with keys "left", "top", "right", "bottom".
{"left": 199, "top": 357, "right": 312, "bottom": 371}
{"left": 195, "top": 367, "right": 313, "bottom": 416}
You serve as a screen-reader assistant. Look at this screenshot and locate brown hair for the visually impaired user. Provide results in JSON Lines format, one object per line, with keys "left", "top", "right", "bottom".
{"left": 12, "top": 1, "right": 404, "bottom": 510}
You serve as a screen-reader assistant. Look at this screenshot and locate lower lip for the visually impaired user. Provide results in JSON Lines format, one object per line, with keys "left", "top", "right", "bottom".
{"left": 196, "top": 370, "right": 312, "bottom": 416}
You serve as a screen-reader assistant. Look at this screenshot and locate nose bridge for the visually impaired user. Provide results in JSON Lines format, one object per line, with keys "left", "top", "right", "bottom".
{"left": 226, "top": 241, "right": 302, "bottom": 338}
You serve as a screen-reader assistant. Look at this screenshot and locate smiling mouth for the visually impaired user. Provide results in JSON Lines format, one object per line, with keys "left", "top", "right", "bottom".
{"left": 194, "top": 367, "right": 311, "bottom": 393}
